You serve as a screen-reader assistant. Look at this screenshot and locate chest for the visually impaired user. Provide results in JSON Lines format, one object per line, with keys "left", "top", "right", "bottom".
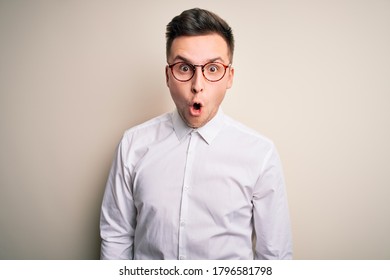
{"left": 131, "top": 134, "right": 261, "bottom": 218}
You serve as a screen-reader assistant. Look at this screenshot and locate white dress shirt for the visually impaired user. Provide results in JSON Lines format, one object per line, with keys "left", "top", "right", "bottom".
{"left": 100, "top": 109, "right": 292, "bottom": 260}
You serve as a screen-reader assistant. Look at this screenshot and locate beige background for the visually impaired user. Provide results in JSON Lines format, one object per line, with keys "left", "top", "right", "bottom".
{"left": 1, "top": 0, "right": 389, "bottom": 259}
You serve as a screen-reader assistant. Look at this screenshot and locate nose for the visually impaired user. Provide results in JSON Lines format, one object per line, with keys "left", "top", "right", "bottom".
{"left": 191, "top": 66, "right": 204, "bottom": 94}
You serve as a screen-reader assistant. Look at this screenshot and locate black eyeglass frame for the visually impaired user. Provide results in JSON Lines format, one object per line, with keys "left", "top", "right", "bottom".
{"left": 168, "top": 61, "right": 232, "bottom": 82}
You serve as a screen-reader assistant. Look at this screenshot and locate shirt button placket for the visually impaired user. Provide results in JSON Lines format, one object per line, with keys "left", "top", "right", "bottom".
{"left": 178, "top": 131, "right": 197, "bottom": 260}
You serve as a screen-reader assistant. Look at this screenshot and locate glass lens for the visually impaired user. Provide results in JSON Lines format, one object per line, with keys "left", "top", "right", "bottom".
{"left": 172, "top": 63, "right": 194, "bottom": 81}
{"left": 203, "top": 62, "right": 226, "bottom": 81}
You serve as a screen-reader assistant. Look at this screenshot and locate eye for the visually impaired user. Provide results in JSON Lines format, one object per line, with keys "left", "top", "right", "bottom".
{"left": 206, "top": 63, "right": 220, "bottom": 73}
{"left": 178, "top": 63, "right": 192, "bottom": 73}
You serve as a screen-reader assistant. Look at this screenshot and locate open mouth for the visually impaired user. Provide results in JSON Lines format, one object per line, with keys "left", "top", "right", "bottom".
{"left": 193, "top": 102, "right": 202, "bottom": 111}
{"left": 189, "top": 102, "right": 203, "bottom": 116}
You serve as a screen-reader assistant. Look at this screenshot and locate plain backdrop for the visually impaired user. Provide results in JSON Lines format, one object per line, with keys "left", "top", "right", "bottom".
{"left": 1, "top": 0, "right": 389, "bottom": 259}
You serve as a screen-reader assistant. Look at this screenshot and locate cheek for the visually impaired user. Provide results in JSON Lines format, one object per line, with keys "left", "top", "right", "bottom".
{"left": 168, "top": 82, "right": 187, "bottom": 103}
{"left": 208, "top": 90, "right": 226, "bottom": 108}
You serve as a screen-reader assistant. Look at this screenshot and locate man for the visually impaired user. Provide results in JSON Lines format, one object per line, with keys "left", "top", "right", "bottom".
{"left": 100, "top": 8, "right": 292, "bottom": 260}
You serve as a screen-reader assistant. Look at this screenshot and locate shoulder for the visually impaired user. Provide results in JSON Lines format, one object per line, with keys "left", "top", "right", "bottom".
{"left": 124, "top": 113, "right": 172, "bottom": 134}
{"left": 222, "top": 114, "right": 275, "bottom": 149}
{"left": 121, "top": 112, "right": 173, "bottom": 146}
{"left": 222, "top": 114, "right": 284, "bottom": 177}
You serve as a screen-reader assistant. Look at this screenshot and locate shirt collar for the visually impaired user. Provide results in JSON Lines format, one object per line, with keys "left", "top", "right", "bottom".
{"left": 172, "top": 108, "right": 225, "bottom": 145}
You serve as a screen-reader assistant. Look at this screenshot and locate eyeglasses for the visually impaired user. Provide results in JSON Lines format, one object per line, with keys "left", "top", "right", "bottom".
{"left": 168, "top": 61, "right": 231, "bottom": 82}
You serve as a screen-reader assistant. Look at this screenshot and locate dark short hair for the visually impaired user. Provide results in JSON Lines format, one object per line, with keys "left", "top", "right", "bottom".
{"left": 166, "top": 8, "right": 234, "bottom": 61}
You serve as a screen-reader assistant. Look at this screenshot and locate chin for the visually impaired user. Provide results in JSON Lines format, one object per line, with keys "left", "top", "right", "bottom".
{"left": 187, "top": 122, "right": 201, "bottom": 129}
{"left": 185, "top": 119, "right": 202, "bottom": 129}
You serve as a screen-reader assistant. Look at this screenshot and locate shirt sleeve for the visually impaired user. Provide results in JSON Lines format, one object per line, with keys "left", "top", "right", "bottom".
{"left": 252, "top": 145, "right": 293, "bottom": 259}
{"left": 100, "top": 134, "right": 136, "bottom": 259}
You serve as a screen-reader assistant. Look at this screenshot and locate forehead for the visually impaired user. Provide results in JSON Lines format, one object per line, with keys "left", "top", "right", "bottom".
{"left": 169, "top": 33, "right": 230, "bottom": 63}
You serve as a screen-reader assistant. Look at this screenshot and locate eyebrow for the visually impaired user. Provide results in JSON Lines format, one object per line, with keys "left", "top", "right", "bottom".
{"left": 171, "top": 55, "right": 225, "bottom": 65}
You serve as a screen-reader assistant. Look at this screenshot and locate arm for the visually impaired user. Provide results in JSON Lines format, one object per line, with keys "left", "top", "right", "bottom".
{"left": 100, "top": 137, "right": 136, "bottom": 260}
{"left": 252, "top": 145, "right": 293, "bottom": 259}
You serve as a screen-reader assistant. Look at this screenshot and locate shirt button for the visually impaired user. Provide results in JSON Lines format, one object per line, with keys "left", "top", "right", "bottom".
{"left": 179, "top": 255, "right": 186, "bottom": 260}
{"left": 180, "top": 221, "right": 186, "bottom": 227}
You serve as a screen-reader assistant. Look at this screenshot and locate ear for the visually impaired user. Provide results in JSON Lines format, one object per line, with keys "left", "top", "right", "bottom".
{"left": 226, "top": 66, "right": 234, "bottom": 89}
{"left": 165, "top": 65, "right": 170, "bottom": 87}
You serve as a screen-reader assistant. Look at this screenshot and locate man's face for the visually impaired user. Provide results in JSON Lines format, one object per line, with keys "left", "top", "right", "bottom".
{"left": 166, "top": 34, "right": 234, "bottom": 128}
